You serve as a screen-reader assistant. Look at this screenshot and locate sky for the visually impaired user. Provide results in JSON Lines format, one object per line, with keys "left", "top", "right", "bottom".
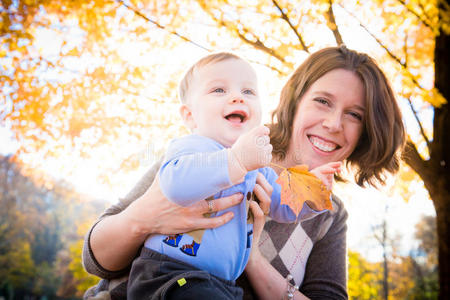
{"left": 0, "top": 2, "right": 437, "bottom": 263}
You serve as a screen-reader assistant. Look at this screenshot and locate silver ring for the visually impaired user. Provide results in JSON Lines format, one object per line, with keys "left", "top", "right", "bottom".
{"left": 207, "top": 200, "right": 214, "bottom": 213}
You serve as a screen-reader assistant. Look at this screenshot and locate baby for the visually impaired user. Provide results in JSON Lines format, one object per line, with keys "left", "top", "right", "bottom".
{"left": 127, "top": 52, "right": 339, "bottom": 299}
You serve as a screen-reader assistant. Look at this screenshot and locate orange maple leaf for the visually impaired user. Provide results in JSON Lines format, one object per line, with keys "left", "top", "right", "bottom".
{"left": 275, "top": 164, "right": 332, "bottom": 217}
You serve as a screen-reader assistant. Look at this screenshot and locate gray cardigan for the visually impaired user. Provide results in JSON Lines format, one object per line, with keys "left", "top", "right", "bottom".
{"left": 82, "top": 162, "right": 348, "bottom": 299}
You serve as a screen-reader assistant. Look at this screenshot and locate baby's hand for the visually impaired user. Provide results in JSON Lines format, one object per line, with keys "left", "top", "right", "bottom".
{"left": 231, "top": 125, "right": 272, "bottom": 172}
{"left": 310, "top": 161, "right": 342, "bottom": 190}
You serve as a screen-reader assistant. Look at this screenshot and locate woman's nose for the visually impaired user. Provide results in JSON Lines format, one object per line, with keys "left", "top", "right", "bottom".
{"left": 322, "top": 111, "right": 343, "bottom": 132}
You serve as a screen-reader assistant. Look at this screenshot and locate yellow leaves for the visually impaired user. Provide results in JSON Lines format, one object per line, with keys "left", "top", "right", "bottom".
{"left": 391, "top": 162, "right": 424, "bottom": 202}
{"left": 348, "top": 250, "right": 382, "bottom": 299}
{"left": 398, "top": 164, "right": 418, "bottom": 182}
{"left": 420, "top": 87, "right": 447, "bottom": 107}
{"left": 275, "top": 44, "right": 293, "bottom": 60}
{"left": 276, "top": 164, "right": 332, "bottom": 216}
{"left": 68, "top": 239, "right": 100, "bottom": 296}
{"left": 66, "top": 47, "right": 80, "bottom": 57}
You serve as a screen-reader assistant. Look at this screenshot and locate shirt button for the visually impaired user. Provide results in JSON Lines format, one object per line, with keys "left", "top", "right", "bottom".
{"left": 246, "top": 192, "right": 251, "bottom": 200}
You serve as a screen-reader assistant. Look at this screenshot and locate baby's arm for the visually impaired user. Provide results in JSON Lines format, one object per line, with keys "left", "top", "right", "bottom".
{"left": 159, "top": 136, "right": 234, "bottom": 206}
{"left": 310, "top": 161, "right": 342, "bottom": 190}
{"left": 161, "top": 126, "right": 272, "bottom": 207}
{"left": 260, "top": 168, "right": 297, "bottom": 223}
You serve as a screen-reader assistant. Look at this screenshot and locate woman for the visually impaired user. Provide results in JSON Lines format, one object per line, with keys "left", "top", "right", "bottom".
{"left": 83, "top": 46, "right": 405, "bottom": 299}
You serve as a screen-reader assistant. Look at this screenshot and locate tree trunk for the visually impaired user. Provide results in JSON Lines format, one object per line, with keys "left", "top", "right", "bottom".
{"left": 433, "top": 190, "right": 450, "bottom": 299}
{"left": 433, "top": 8, "right": 450, "bottom": 297}
{"left": 403, "top": 2, "right": 450, "bottom": 298}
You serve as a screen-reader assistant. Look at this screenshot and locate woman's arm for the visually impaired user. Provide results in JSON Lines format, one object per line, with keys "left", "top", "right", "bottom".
{"left": 245, "top": 249, "right": 309, "bottom": 300}
{"left": 246, "top": 193, "right": 348, "bottom": 299}
{"left": 83, "top": 171, "right": 244, "bottom": 278}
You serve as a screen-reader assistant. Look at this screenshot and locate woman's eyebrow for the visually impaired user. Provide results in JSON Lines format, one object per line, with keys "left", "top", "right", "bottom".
{"left": 312, "top": 91, "right": 334, "bottom": 98}
{"left": 353, "top": 104, "right": 366, "bottom": 112}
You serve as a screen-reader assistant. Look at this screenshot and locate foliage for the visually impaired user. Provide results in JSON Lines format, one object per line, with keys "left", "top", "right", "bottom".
{"left": 67, "top": 222, "right": 100, "bottom": 297}
{"left": 347, "top": 213, "right": 439, "bottom": 300}
{"left": 415, "top": 214, "right": 438, "bottom": 267}
{"left": 348, "top": 250, "right": 382, "bottom": 299}
{"left": 0, "top": 155, "right": 103, "bottom": 299}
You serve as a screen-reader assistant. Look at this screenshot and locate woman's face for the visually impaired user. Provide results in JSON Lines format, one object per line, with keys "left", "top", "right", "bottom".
{"left": 286, "top": 68, "right": 365, "bottom": 169}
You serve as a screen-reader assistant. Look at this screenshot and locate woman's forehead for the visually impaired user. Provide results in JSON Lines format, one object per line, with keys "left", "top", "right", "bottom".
{"left": 306, "top": 69, "right": 365, "bottom": 107}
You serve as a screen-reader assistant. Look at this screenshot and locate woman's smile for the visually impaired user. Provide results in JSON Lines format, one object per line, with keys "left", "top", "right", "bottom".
{"left": 308, "top": 135, "right": 340, "bottom": 153}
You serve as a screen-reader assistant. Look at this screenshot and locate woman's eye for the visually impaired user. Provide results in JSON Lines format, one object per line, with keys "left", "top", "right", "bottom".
{"left": 212, "top": 88, "right": 225, "bottom": 93}
{"left": 348, "top": 111, "right": 363, "bottom": 121}
{"left": 243, "top": 89, "right": 255, "bottom": 95}
{"left": 314, "top": 98, "right": 329, "bottom": 105}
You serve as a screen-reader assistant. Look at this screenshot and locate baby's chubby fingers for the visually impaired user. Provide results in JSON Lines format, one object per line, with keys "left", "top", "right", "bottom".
{"left": 328, "top": 161, "right": 342, "bottom": 171}
{"left": 252, "top": 126, "right": 272, "bottom": 166}
{"left": 232, "top": 125, "right": 272, "bottom": 171}
{"left": 315, "top": 161, "right": 342, "bottom": 174}
{"left": 251, "top": 125, "right": 270, "bottom": 136}
{"left": 251, "top": 123, "right": 269, "bottom": 134}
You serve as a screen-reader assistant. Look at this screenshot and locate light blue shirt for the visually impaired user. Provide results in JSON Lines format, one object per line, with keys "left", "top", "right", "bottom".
{"left": 144, "top": 134, "right": 296, "bottom": 280}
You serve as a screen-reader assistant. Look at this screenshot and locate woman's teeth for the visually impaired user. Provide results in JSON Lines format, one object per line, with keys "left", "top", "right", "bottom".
{"left": 309, "top": 136, "right": 337, "bottom": 152}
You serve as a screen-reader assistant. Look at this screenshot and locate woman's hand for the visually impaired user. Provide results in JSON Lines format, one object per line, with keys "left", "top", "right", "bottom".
{"left": 90, "top": 174, "right": 244, "bottom": 271}
{"left": 124, "top": 174, "right": 244, "bottom": 237}
{"left": 248, "top": 173, "right": 272, "bottom": 262}
{"left": 253, "top": 172, "right": 273, "bottom": 215}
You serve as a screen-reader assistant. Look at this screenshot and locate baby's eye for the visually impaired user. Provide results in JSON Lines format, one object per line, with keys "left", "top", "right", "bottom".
{"left": 212, "top": 88, "right": 225, "bottom": 93}
{"left": 243, "top": 89, "right": 256, "bottom": 95}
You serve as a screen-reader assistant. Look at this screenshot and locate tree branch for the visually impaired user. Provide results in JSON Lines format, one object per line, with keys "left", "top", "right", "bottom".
{"left": 396, "top": 0, "right": 434, "bottom": 30}
{"left": 201, "top": 8, "right": 287, "bottom": 74}
{"left": 404, "top": 31, "right": 408, "bottom": 68}
{"left": 402, "top": 140, "right": 427, "bottom": 175}
{"left": 118, "top": 0, "right": 286, "bottom": 76}
{"left": 236, "top": 30, "right": 285, "bottom": 62}
{"left": 406, "top": 96, "right": 431, "bottom": 149}
{"left": 271, "top": 0, "right": 309, "bottom": 52}
{"left": 115, "top": 0, "right": 211, "bottom": 52}
{"left": 325, "top": 0, "right": 344, "bottom": 46}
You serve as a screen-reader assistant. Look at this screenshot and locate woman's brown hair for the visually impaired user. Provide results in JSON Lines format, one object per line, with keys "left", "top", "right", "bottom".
{"left": 270, "top": 45, "right": 405, "bottom": 187}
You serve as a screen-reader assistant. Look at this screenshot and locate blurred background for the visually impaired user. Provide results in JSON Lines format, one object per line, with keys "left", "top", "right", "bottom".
{"left": 1, "top": 0, "right": 448, "bottom": 299}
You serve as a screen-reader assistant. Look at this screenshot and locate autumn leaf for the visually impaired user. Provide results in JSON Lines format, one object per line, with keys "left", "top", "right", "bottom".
{"left": 275, "top": 164, "right": 332, "bottom": 216}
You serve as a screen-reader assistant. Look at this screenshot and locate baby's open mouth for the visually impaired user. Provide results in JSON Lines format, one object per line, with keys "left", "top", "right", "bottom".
{"left": 225, "top": 111, "right": 248, "bottom": 123}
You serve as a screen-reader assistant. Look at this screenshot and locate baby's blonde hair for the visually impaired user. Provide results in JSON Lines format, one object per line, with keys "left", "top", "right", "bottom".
{"left": 179, "top": 52, "right": 244, "bottom": 103}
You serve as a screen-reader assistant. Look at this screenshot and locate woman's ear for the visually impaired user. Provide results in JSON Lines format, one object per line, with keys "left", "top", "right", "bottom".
{"left": 179, "top": 104, "right": 196, "bottom": 131}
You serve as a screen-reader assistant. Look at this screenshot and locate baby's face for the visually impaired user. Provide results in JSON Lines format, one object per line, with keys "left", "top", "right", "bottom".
{"left": 183, "top": 58, "right": 261, "bottom": 147}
